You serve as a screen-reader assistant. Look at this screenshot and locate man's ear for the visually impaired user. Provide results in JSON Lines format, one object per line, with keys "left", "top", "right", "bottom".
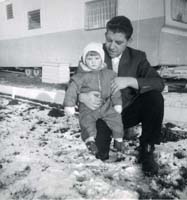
{"left": 105, "top": 31, "right": 107, "bottom": 38}
{"left": 128, "top": 37, "right": 133, "bottom": 44}
{"left": 80, "top": 56, "right": 83, "bottom": 62}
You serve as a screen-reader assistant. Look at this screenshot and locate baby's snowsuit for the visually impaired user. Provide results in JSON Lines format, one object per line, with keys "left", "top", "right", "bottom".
{"left": 64, "top": 66, "right": 124, "bottom": 142}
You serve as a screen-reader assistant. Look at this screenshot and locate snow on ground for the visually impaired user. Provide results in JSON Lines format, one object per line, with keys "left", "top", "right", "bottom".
{"left": 0, "top": 96, "right": 187, "bottom": 200}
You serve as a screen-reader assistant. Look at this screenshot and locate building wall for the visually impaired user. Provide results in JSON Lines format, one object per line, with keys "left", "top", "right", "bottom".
{"left": 159, "top": 30, "right": 187, "bottom": 65}
{"left": 0, "top": 0, "right": 85, "bottom": 39}
{"left": 0, "top": 0, "right": 164, "bottom": 40}
{"left": 0, "top": 0, "right": 187, "bottom": 66}
{"left": 0, "top": 17, "right": 164, "bottom": 67}
{"left": 118, "top": 0, "right": 164, "bottom": 21}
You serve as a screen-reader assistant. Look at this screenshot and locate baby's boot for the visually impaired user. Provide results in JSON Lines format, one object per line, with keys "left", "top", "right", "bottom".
{"left": 86, "top": 141, "right": 98, "bottom": 155}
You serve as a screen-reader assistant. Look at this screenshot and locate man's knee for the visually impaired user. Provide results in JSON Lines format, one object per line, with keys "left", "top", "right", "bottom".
{"left": 142, "top": 90, "right": 164, "bottom": 110}
{"left": 96, "top": 119, "right": 107, "bottom": 129}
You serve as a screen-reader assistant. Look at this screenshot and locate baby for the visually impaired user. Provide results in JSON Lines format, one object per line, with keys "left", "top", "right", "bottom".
{"left": 64, "top": 42, "right": 124, "bottom": 156}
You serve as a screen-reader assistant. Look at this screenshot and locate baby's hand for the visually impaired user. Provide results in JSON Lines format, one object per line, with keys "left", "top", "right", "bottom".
{"left": 64, "top": 107, "right": 75, "bottom": 116}
{"left": 114, "top": 105, "right": 122, "bottom": 114}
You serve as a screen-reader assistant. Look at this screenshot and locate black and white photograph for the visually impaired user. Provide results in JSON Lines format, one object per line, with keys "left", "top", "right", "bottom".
{"left": 0, "top": 0, "right": 187, "bottom": 199}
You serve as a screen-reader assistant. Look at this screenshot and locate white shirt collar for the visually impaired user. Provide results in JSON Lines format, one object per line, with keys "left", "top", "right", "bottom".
{"left": 112, "top": 54, "right": 122, "bottom": 73}
{"left": 112, "top": 54, "right": 122, "bottom": 61}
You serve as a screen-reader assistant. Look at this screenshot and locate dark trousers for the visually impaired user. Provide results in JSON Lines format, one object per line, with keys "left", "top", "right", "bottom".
{"left": 95, "top": 91, "right": 164, "bottom": 154}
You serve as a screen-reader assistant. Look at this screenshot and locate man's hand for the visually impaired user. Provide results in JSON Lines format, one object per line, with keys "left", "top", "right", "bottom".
{"left": 79, "top": 91, "right": 103, "bottom": 110}
{"left": 111, "top": 77, "right": 139, "bottom": 93}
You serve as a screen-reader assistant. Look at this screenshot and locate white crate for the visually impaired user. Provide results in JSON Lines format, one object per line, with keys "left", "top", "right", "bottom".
{"left": 42, "top": 63, "right": 70, "bottom": 84}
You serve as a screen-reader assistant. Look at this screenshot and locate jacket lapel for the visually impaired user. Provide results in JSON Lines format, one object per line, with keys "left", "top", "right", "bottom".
{"left": 103, "top": 44, "right": 131, "bottom": 74}
{"left": 118, "top": 47, "right": 131, "bottom": 76}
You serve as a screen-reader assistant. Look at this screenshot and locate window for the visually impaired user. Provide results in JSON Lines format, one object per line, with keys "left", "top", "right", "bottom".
{"left": 85, "top": 0, "right": 117, "bottom": 30}
{"left": 28, "top": 9, "right": 41, "bottom": 30}
{"left": 165, "top": 0, "right": 187, "bottom": 30}
{"left": 171, "top": 0, "right": 187, "bottom": 24}
{"left": 6, "top": 4, "right": 13, "bottom": 19}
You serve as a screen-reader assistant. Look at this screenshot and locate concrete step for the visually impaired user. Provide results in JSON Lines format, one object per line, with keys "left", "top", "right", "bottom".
{"left": 0, "top": 84, "right": 65, "bottom": 105}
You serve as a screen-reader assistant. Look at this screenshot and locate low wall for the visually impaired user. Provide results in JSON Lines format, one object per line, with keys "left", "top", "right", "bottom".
{"left": 0, "top": 84, "right": 65, "bottom": 105}
{"left": 163, "top": 92, "right": 187, "bottom": 123}
{"left": 0, "top": 84, "right": 186, "bottom": 124}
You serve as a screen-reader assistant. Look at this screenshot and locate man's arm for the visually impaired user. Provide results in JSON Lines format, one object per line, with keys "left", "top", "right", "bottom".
{"left": 136, "top": 52, "right": 165, "bottom": 93}
{"left": 112, "top": 51, "right": 164, "bottom": 94}
{"left": 111, "top": 77, "right": 139, "bottom": 94}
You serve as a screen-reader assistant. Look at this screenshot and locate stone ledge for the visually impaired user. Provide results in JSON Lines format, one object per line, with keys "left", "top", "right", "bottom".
{"left": 163, "top": 92, "right": 187, "bottom": 123}
{"left": 0, "top": 84, "right": 65, "bottom": 105}
{"left": 0, "top": 84, "right": 186, "bottom": 123}
{"left": 163, "top": 92, "right": 187, "bottom": 108}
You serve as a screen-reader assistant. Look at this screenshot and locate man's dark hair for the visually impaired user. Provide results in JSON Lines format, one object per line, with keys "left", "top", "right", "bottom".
{"left": 106, "top": 16, "right": 133, "bottom": 40}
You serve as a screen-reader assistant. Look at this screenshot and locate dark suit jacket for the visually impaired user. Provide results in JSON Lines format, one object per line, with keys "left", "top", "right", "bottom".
{"left": 103, "top": 45, "right": 165, "bottom": 108}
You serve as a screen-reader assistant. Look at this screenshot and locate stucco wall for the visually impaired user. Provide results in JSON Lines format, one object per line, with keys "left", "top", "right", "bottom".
{"left": 0, "top": 0, "right": 85, "bottom": 39}
{"left": 0, "top": 0, "right": 164, "bottom": 40}
{"left": 0, "top": 17, "right": 164, "bottom": 67}
{"left": 0, "top": 0, "right": 187, "bottom": 66}
{"left": 159, "top": 30, "right": 187, "bottom": 65}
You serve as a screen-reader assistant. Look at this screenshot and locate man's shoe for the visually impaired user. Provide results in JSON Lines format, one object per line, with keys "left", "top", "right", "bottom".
{"left": 86, "top": 141, "right": 98, "bottom": 155}
{"left": 137, "top": 144, "right": 155, "bottom": 162}
{"left": 96, "top": 152, "right": 109, "bottom": 161}
{"left": 138, "top": 144, "right": 158, "bottom": 175}
{"left": 142, "top": 151, "right": 158, "bottom": 176}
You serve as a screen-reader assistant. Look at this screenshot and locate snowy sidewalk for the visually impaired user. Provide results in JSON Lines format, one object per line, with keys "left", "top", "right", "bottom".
{"left": 0, "top": 96, "right": 187, "bottom": 199}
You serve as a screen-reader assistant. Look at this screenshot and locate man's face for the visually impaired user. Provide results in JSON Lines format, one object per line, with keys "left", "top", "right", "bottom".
{"left": 105, "top": 30, "right": 128, "bottom": 58}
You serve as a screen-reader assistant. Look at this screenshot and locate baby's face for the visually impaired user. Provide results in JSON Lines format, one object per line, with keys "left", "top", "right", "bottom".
{"left": 85, "top": 52, "right": 102, "bottom": 71}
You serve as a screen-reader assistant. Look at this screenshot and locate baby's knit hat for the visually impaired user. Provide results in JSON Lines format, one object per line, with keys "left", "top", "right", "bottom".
{"left": 82, "top": 42, "right": 104, "bottom": 64}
